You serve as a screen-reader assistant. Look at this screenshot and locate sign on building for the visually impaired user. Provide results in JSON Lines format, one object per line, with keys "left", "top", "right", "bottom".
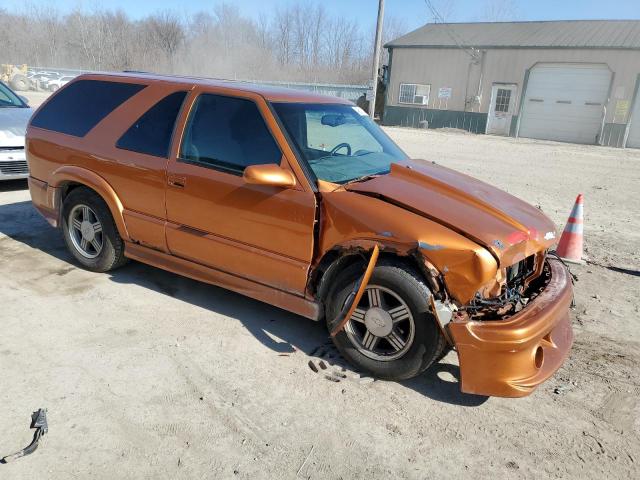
{"left": 438, "top": 87, "right": 452, "bottom": 99}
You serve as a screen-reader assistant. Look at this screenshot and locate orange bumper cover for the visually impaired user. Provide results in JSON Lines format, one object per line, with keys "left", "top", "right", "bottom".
{"left": 449, "top": 258, "right": 574, "bottom": 398}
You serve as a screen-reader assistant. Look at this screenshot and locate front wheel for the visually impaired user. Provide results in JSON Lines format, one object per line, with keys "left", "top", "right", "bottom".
{"left": 61, "top": 187, "right": 128, "bottom": 272}
{"left": 326, "top": 260, "right": 446, "bottom": 380}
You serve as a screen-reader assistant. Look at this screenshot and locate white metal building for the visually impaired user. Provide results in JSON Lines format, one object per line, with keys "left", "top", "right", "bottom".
{"left": 383, "top": 20, "right": 640, "bottom": 148}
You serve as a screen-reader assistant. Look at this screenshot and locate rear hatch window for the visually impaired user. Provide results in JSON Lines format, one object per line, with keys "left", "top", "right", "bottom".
{"left": 30, "top": 79, "right": 146, "bottom": 137}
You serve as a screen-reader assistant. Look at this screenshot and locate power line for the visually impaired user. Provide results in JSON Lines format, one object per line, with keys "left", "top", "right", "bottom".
{"left": 423, "top": 0, "right": 481, "bottom": 62}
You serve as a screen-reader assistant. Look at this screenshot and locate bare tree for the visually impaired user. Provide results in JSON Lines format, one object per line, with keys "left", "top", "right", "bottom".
{"left": 480, "top": 0, "right": 520, "bottom": 22}
{"left": 144, "top": 10, "right": 185, "bottom": 69}
{"left": 0, "top": 1, "right": 391, "bottom": 84}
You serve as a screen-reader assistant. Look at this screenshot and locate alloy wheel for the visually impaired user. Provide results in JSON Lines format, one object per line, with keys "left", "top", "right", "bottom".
{"left": 344, "top": 285, "right": 416, "bottom": 361}
{"left": 68, "top": 204, "right": 104, "bottom": 259}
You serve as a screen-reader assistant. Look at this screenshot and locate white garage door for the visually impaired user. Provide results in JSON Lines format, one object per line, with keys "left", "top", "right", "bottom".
{"left": 519, "top": 63, "right": 611, "bottom": 144}
{"left": 626, "top": 94, "right": 640, "bottom": 148}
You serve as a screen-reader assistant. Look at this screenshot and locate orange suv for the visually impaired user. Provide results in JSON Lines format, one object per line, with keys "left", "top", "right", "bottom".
{"left": 27, "top": 73, "right": 573, "bottom": 397}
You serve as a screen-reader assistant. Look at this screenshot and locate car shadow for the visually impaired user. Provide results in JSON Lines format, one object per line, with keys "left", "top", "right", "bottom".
{"left": 0, "top": 199, "right": 488, "bottom": 407}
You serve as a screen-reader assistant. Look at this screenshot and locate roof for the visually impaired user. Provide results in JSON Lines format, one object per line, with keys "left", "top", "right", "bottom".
{"left": 385, "top": 20, "right": 640, "bottom": 50}
{"left": 81, "top": 72, "right": 353, "bottom": 104}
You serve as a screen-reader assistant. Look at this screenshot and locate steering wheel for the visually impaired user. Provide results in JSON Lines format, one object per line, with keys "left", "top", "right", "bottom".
{"left": 330, "top": 143, "right": 352, "bottom": 156}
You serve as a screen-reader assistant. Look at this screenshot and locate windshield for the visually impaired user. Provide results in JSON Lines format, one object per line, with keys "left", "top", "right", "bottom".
{"left": 273, "top": 102, "right": 408, "bottom": 184}
{"left": 0, "top": 82, "right": 26, "bottom": 108}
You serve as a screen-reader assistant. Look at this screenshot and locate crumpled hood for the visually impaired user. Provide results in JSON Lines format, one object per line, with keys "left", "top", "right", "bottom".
{"left": 345, "top": 160, "right": 557, "bottom": 266}
{"left": 0, "top": 107, "right": 32, "bottom": 148}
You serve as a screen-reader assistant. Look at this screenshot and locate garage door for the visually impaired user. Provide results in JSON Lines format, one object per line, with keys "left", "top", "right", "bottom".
{"left": 519, "top": 63, "right": 611, "bottom": 144}
{"left": 626, "top": 93, "right": 640, "bottom": 148}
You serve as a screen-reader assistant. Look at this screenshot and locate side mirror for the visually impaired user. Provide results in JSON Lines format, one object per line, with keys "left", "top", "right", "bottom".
{"left": 243, "top": 164, "right": 296, "bottom": 188}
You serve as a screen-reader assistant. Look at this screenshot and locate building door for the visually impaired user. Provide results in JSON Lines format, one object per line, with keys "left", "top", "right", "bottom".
{"left": 626, "top": 85, "right": 640, "bottom": 148}
{"left": 486, "top": 84, "right": 517, "bottom": 135}
{"left": 518, "top": 63, "right": 612, "bottom": 144}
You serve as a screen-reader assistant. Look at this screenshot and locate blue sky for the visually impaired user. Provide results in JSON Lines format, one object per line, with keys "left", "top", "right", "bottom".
{"left": 4, "top": 0, "right": 639, "bottom": 31}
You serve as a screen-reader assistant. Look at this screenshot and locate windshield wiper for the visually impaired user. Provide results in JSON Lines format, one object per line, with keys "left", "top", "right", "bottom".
{"left": 334, "top": 173, "right": 382, "bottom": 190}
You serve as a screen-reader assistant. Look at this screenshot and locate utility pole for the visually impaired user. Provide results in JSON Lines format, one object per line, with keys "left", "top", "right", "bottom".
{"left": 369, "top": 0, "right": 385, "bottom": 119}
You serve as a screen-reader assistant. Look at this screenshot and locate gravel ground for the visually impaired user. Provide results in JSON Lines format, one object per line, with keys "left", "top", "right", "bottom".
{"left": 1, "top": 127, "right": 638, "bottom": 479}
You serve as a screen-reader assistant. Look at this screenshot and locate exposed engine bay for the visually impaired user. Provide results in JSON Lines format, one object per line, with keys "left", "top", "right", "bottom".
{"left": 462, "top": 254, "right": 551, "bottom": 321}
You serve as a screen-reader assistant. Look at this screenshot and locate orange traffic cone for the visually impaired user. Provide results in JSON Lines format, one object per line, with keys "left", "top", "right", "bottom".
{"left": 556, "top": 194, "right": 584, "bottom": 264}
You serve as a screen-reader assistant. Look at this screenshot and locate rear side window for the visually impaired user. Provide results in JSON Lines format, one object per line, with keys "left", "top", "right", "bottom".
{"left": 180, "top": 94, "right": 281, "bottom": 174}
{"left": 116, "top": 91, "right": 187, "bottom": 158}
{"left": 31, "top": 80, "right": 146, "bottom": 137}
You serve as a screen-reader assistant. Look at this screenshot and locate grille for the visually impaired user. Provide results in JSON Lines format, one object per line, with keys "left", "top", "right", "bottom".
{"left": 0, "top": 146, "right": 25, "bottom": 151}
{"left": 0, "top": 160, "right": 29, "bottom": 175}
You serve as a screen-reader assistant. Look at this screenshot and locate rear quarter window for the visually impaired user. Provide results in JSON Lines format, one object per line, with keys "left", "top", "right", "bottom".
{"left": 30, "top": 79, "right": 146, "bottom": 137}
{"left": 116, "top": 91, "right": 187, "bottom": 158}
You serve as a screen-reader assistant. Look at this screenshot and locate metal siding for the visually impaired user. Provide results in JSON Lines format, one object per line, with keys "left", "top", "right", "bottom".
{"left": 387, "top": 47, "right": 640, "bottom": 126}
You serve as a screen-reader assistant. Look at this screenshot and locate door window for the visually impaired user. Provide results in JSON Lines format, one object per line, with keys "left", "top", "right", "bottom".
{"left": 117, "top": 91, "right": 187, "bottom": 158}
{"left": 495, "top": 88, "right": 512, "bottom": 113}
{"left": 180, "top": 94, "right": 281, "bottom": 174}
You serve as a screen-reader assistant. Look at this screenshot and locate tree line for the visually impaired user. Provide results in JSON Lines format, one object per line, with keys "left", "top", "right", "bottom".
{"left": 0, "top": 3, "right": 408, "bottom": 84}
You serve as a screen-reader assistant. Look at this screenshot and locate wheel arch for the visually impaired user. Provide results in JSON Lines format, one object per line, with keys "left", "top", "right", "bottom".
{"left": 310, "top": 240, "right": 444, "bottom": 320}
{"left": 50, "top": 166, "right": 130, "bottom": 241}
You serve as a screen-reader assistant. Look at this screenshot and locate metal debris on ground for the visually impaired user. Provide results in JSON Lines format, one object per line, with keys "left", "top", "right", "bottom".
{"left": 307, "top": 340, "right": 375, "bottom": 384}
{"left": 1, "top": 409, "right": 48, "bottom": 464}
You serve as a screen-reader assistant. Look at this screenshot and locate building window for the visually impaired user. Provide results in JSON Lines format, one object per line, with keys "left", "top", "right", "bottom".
{"left": 495, "top": 88, "right": 512, "bottom": 112}
{"left": 398, "top": 83, "right": 430, "bottom": 106}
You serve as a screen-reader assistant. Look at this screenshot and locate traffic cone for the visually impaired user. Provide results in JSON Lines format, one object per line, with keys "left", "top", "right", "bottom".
{"left": 556, "top": 194, "right": 584, "bottom": 264}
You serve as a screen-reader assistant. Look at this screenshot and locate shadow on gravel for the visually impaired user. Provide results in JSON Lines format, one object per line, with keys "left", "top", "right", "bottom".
{"left": 0, "top": 198, "right": 488, "bottom": 407}
{"left": 402, "top": 363, "right": 489, "bottom": 407}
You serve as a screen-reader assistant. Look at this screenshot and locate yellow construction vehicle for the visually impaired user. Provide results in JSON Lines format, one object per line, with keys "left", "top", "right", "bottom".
{"left": 1, "top": 64, "right": 29, "bottom": 91}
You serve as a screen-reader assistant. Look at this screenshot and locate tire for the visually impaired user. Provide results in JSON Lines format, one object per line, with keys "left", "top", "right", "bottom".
{"left": 326, "top": 260, "right": 446, "bottom": 381}
{"left": 61, "top": 187, "right": 128, "bottom": 272}
{"left": 10, "top": 74, "right": 29, "bottom": 91}
{"left": 49, "top": 84, "right": 59, "bottom": 92}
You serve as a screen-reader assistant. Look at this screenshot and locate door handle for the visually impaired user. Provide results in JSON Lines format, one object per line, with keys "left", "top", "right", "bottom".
{"left": 168, "top": 175, "right": 186, "bottom": 188}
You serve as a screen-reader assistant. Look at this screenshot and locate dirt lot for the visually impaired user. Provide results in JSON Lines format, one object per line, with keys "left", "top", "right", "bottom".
{"left": 1, "top": 128, "right": 639, "bottom": 479}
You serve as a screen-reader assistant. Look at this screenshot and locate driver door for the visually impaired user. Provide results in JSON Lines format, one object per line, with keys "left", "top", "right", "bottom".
{"left": 164, "top": 88, "right": 317, "bottom": 295}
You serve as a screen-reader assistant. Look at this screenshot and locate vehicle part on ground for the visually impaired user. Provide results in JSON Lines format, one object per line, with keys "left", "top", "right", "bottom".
{"left": 1, "top": 409, "right": 48, "bottom": 464}
{"left": 61, "top": 187, "right": 128, "bottom": 272}
{"left": 327, "top": 260, "right": 446, "bottom": 380}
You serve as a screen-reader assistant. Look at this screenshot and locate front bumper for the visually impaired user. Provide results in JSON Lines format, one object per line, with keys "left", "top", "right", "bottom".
{"left": 449, "top": 258, "right": 574, "bottom": 397}
{"left": 0, "top": 149, "right": 29, "bottom": 180}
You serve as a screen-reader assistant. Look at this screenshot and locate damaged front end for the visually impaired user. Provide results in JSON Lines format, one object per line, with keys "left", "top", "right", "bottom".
{"left": 462, "top": 251, "right": 549, "bottom": 321}
{"left": 447, "top": 256, "right": 574, "bottom": 397}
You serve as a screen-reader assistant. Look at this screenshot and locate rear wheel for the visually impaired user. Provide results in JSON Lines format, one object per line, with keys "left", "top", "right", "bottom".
{"left": 61, "top": 188, "right": 128, "bottom": 272}
{"left": 326, "top": 260, "right": 445, "bottom": 380}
